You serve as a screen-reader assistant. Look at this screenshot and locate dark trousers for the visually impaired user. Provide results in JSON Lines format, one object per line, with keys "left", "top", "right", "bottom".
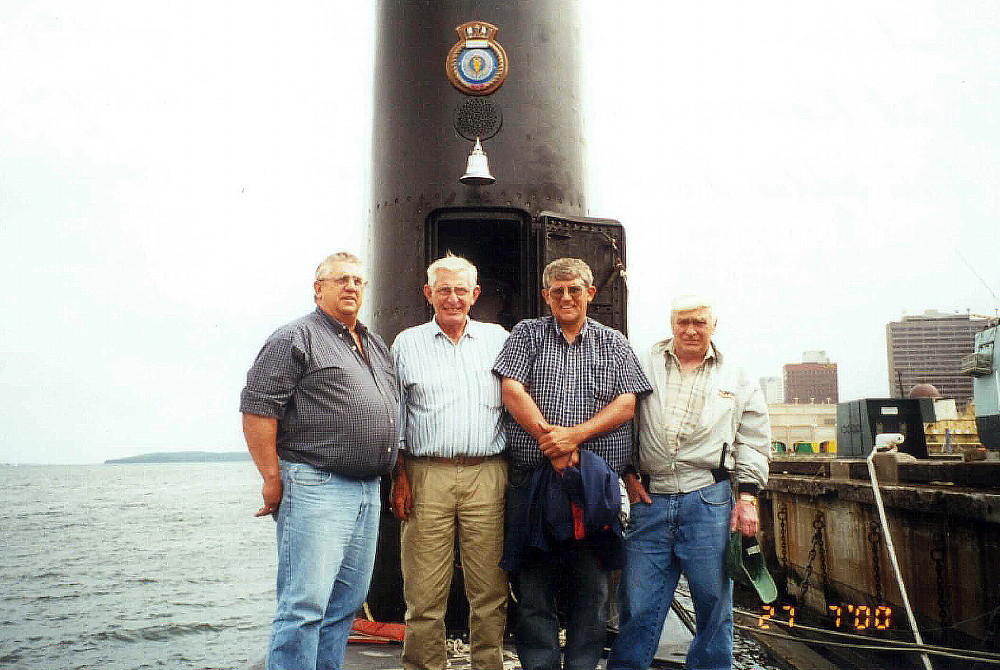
{"left": 506, "top": 468, "right": 610, "bottom": 670}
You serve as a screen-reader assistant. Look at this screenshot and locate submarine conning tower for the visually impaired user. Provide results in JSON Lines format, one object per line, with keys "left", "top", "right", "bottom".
{"left": 364, "top": 0, "right": 629, "bottom": 625}
{"left": 367, "top": 0, "right": 627, "bottom": 345}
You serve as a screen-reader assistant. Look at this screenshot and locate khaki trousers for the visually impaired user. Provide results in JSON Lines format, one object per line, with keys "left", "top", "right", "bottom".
{"left": 400, "top": 457, "right": 508, "bottom": 670}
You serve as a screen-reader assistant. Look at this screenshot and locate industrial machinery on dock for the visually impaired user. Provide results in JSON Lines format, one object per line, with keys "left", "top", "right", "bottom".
{"left": 963, "top": 320, "right": 1000, "bottom": 450}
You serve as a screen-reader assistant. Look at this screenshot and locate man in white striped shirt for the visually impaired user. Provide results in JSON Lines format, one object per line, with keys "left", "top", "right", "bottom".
{"left": 390, "top": 254, "right": 510, "bottom": 670}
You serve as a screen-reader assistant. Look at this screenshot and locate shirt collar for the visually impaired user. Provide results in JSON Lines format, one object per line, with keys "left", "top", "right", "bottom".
{"left": 665, "top": 338, "right": 717, "bottom": 366}
{"left": 545, "top": 315, "right": 591, "bottom": 343}
{"left": 315, "top": 307, "right": 368, "bottom": 337}
{"left": 430, "top": 316, "right": 476, "bottom": 340}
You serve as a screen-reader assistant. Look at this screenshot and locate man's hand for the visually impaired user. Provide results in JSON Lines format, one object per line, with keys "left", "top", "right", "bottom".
{"left": 622, "top": 472, "right": 652, "bottom": 505}
{"left": 255, "top": 476, "right": 283, "bottom": 518}
{"left": 730, "top": 496, "right": 760, "bottom": 537}
{"left": 243, "top": 413, "right": 281, "bottom": 519}
{"left": 539, "top": 421, "right": 581, "bottom": 472}
{"left": 549, "top": 449, "right": 580, "bottom": 472}
{"left": 537, "top": 421, "right": 579, "bottom": 459}
{"left": 390, "top": 470, "right": 413, "bottom": 521}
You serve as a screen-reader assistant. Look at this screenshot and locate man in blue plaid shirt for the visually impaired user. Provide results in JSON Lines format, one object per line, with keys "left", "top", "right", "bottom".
{"left": 493, "top": 257, "right": 652, "bottom": 670}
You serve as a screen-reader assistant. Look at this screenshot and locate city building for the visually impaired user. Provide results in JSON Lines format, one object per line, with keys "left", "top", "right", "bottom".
{"left": 886, "top": 310, "right": 987, "bottom": 406}
{"left": 759, "top": 376, "right": 783, "bottom": 404}
{"left": 767, "top": 403, "right": 837, "bottom": 449}
{"left": 783, "top": 350, "right": 839, "bottom": 404}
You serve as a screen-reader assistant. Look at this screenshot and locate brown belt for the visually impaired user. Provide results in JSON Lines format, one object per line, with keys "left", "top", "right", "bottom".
{"left": 410, "top": 453, "right": 505, "bottom": 467}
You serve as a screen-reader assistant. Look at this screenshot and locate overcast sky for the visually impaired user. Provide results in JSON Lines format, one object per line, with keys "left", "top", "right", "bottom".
{"left": 2, "top": 2, "right": 997, "bottom": 464}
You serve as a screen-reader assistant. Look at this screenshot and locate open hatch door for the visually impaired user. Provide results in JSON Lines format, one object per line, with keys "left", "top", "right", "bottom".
{"left": 539, "top": 211, "right": 628, "bottom": 335}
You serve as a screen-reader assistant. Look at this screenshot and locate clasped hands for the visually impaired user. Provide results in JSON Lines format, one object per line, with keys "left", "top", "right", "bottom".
{"left": 538, "top": 421, "right": 580, "bottom": 471}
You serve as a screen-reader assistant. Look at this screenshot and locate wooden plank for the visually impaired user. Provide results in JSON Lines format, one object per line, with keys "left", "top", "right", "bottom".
{"left": 899, "top": 461, "right": 1000, "bottom": 488}
{"left": 770, "top": 459, "right": 832, "bottom": 478}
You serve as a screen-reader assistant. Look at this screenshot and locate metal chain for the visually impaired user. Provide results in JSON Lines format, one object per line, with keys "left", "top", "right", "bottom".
{"left": 776, "top": 503, "right": 790, "bottom": 599}
{"left": 816, "top": 512, "right": 829, "bottom": 605}
{"left": 868, "top": 521, "right": 884, "bottom": 605}
{"left": 798, "top": 510, "right": 826, "bottom": 606}
{"left": 932, "top": 527, "right": 951, "bottom": 638}
{"left": 778, "top": 505, "right": 789, "bottom": 569}
{"left": 798, "top": 541, "right": 816, "bottom": 603}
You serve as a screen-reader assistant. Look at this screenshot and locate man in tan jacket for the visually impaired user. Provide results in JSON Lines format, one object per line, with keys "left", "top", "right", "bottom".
{"left": 608, "top": 295, "right": 771, "bottom": 670}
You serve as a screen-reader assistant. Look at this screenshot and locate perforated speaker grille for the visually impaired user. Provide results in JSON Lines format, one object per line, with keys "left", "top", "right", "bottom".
{"left": 453, "top": 98, "right": 502, "bottom": 141}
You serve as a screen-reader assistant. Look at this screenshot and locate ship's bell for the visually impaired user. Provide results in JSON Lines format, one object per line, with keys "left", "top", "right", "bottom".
{"left": 460, "top": 137, "right": 495, "bottom": 185}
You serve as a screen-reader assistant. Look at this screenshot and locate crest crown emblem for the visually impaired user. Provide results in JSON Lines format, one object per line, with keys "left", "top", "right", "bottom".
{"left": 446, "top": 21, "right": 509, "bottom": 96}
{"left": 458, "top": 21, "right": 498, "bottom": 40}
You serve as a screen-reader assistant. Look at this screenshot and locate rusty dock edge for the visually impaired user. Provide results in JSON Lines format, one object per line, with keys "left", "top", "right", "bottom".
{"left": 760, "top": 455, "right": 1000, "bottom": 652}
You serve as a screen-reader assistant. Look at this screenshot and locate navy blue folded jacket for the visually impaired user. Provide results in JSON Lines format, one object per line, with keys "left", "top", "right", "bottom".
{"left": 501, "top": 450, "right": 623, "bottom": 571}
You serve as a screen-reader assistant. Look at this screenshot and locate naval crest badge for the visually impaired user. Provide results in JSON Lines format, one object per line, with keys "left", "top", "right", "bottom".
{"left": 446, "top": 21, "right": 508, "bottom": 96}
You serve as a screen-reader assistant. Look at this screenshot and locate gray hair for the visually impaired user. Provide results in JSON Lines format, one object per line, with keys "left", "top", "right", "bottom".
{"left": 542, "top": 258, "right": 593, "bottom": 289}
{"left": 315, "top": 252, "right": 362, "bottom": 280}
{"left": 670, "top": 294, "right": 717, "bottom": 325}
{"left": 426, "top": 253, "right": 478, "bottom": 287}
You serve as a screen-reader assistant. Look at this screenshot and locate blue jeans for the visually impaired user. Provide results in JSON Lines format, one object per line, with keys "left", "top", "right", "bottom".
{"left": 506, "top": 469, "right": 609, "bottom": 670}
{"left": 268, "top": 461, "right": 381, "bottom": 670}
{"left": 608, "top": 480, "right": 733, "bottom": 670}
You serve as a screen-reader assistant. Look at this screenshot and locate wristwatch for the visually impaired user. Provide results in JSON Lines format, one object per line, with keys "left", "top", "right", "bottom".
{"left": 738, "top": 492, "right": 758, "bottom": 506}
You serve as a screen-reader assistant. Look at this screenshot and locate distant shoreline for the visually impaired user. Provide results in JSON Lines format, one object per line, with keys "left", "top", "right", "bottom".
{"left": 104, "top": 451, "right": 251, "bottom": 464}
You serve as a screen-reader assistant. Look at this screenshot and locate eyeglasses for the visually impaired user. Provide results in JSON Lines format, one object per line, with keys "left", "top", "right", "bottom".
{"left": 433, "top": 286, "right": 471, "bottom": 297}
{"left": 546, "top": 286, "right": 586, "bottom": 298}
{"left": 320, "top": 274, "right": 369, "bottom": 288}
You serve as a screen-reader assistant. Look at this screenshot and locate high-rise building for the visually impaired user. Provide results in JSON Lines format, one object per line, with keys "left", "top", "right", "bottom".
{"left": 886, "top": 310, "right": 986, "bottom": 405}
{"left": 784, "top": 350, "right": 839, "bottom": 404}
{"left": 759, "top": 376, "right": 783, "bottom": 404}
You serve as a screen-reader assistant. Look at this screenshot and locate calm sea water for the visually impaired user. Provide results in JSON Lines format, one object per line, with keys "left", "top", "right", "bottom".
{"left": 0, "top": 463, "right": 777, "bottom": 670}
{"left": 0, "top": 463, "right": 274, "bottom": 670}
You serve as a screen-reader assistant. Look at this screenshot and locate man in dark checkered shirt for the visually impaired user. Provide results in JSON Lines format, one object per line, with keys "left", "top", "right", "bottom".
{"left": 240, "top": 252, "right": 399, "bottom": 670}
{"left": 492, "top": 257, "right": 652, "bottom": 670}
